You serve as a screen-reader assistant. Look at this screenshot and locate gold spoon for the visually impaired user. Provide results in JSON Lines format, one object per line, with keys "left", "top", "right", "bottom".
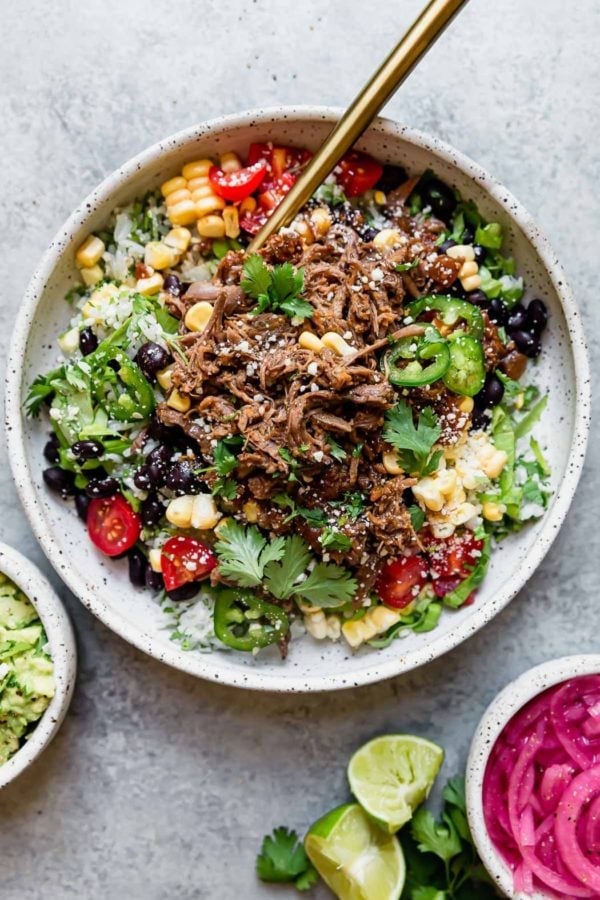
{"left": 248, "top": 0, "right": 469, "bottom": 253}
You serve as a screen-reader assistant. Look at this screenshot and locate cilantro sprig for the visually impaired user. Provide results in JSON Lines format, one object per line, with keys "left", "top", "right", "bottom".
{"left": 241, "top": 254, "right": 313, "bottom": 320}
{"left": 256, "top": 827, "right": 318, "bottom": 892}
{"left": 214, "top": 521, "right": 356, "bottom": 607}
{"left": 383, "top": 400, "right": 442, "bottom": 476}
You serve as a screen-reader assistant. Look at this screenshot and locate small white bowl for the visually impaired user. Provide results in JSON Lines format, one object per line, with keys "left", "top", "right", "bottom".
{"left": 0, "top": 542, "right": 76, "bottom": 790}
{"left": 466, "top": 654, "right": 600, "bottom": 899}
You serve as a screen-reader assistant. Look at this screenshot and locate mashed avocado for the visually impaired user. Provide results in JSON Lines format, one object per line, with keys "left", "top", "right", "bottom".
{"left": 0, "top": 573, "right": 55, "bottom": 764}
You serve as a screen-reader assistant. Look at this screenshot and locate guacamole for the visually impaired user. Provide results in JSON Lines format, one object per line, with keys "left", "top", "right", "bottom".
{"left": 0, "top": 572, "right": 55, "bottom": 764}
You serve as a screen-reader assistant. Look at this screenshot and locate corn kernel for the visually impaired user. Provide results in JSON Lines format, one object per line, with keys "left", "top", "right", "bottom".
{"left": 165, "top": 188, "right": 193, "bottom": 208}
{"left": 482, "top": 501, "right": 506, "bottom": 522}
{"left": 383, "top": 450, "right": 404, "bottom": 475}
{"left": 167, "top": 199, "right": 198, "bottom": 226}
{"left": 164, "top": 227, "right": 192, "bottom": 253}
{"left": 187, "top": 176, "right": 210, "bottom": 193}
{"left": 80, "top": 265, "right": 103, "bottom": 286}
{"left": 149, "top": 548, "right": 163, "bottom": 572}
{"left": 184, "top": 301, "right": 213, "bottom": 333}
{"left": 166, "top": 495, "right": 194, "bottom": 529}
{"left": 144, "top": 241, "right": 179, "bottom": 271}
{"left": 481, "top": 449, "right": 508, "bottom": 480}
{"left": 374, "top": 190, "right": 387, "bottom": 205}
{"left": 514, "top": 393, "right": 525, "bottom": 410}
{"left": 459, "top": 260, "right": 478, "bottom": 279}
{"left": 223, "top": 206, "right": 240, "bottom": 239}
{"left": 461, "top": 274, "right": 482, "bottom": 292}
{"left": 219, "top": 151, "right": 242, "bottom": 173}
{"left": 321, "top": 332, "right": 354, "bottom": 356}
{"left": 195, "top": 196, "right": 226, "bottom": 218}
{"left": 298, "top": 331, "right": 324, "bottom": 353}
{"left": 458, "top": 396, "right": 475, "bottom": 414}
{"left": 161, "top": 175, "right": 187, "bottom": 198}
{"left": 239, "top": 196, "right": 257, "bottom": 214}
{"left": 243, "top": 500, "right": 260, "bottom": 523}
{"left": 58, "top": 326, "right": 80, "bottom": 355}
{"left": 342, "top": 606, "right": 402, "bottom": 649}
{"left": 304, "top": 609, "right": 328, "bottom": 640}
{"left": 75, "top": 235, "right": 105, "bottom": 269}
{"left": 136, "top": 273, "right": 164, "bottom": 296}
{"left": 182, "top": 159, "right": 213, "bottom": 180}
{"left": 190, "top": 183, "right": 217, "bottom": 203}
{"left": 196, "top": 214, "right": 226, "bottom": 238}
{"left": 326, "top": 616, "right": 342, "bottom": 641}
{"left": 157, "top": 365, "right": 174, "bottom": 391}
{"left": 447, "top": 244, "right": 475, "bottom": 261}
{"left": 292, "top": 220, "right": 315, "bottom": 244}
{"left": 373, "top": 228, "right": 402, "bottom": 251}
{"left": 310, "top": 207, "right": 332, "bottom": 236}
{"left": 191, "top": 494, "right": 222, "bottom": 530}
{"left": 166, "top": 389, "right": 190, "bottom": 413}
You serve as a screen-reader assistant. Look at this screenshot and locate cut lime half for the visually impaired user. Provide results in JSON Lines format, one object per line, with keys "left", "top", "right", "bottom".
{"left": 348, "top": 734, "right": 444, "bottom": 833}
{"left": 305, "top": 803, "right": 405, "bottom": 900}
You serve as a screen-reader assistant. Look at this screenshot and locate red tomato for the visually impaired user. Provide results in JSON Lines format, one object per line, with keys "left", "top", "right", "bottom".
{"left": 208, "top": 160, "right": 267, "bottom": 202}
{"left": 247, "top": 143, "right": 311, "bottom": 176}
{"left": 376, "top": 555, "right": 429, "bottom": 609}
{"left": 87, "top": 495, "right": 141, "bottom": 557}
{"left": 239, "top": 172, "right": 297, "bottom": 234}
{"left": 160, "top": 536, "right": 217, "bottom": 592}
{"left": 336, "top": 150, "right": 383, "bottom": 197}
{"left": 428, "top": 532, "right": 483, "bottom": 579}
{"left": 238, "top": 208, "right": 268, "bottom": 235}
{"left": 432, "top": 575, "right": 462, "bottom": 598}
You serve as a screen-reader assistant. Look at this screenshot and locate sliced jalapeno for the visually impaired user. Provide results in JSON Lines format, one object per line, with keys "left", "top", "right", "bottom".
{"left": 443, "top": 333, "right": 486, "bottom": 397}
{"left": 213, "top": 588, "right": 289, "bottom": 652}
{"left": 408, "top": 294, "right": 484, "bottom": 340}
{"left": 382, "top": 326, "right": 450, "bottom": 387}
{"left": 91, "top": 350, "right": 155, "bottom": 422}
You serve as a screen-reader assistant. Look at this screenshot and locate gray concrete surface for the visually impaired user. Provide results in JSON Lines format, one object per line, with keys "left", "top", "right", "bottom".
{"left": 0, "top": 1, "right": 598, "bottom": 897}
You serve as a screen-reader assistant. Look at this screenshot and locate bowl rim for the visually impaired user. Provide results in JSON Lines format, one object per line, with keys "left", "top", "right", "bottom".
{"left": 0, "top": 541, "right": 76, "bottom": 790}
{"left": 465, "top": 654, "right": 600, "bottom": 898}
{"left": 4, "top": 105, "right": 591, "bottom": 692}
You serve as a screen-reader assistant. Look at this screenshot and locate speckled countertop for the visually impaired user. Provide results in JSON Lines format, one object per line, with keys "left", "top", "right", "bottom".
{"left": 0, "top": 1, "right": 598, "bottom": 897}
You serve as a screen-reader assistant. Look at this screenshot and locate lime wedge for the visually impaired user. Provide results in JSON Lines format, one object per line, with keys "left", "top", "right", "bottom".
{"left": 304, "top": 803, "right": 405, "bottom": 900}
{"left": 347, "top": 734, "right": 444, "bottom": 833}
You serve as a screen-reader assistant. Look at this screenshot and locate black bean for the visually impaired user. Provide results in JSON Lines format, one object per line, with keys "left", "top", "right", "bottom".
{"left": 477, "top": 372, "right": 505, "bottom": 409}
{"left": 471, "top": 407, "right": 491, "bottom": 431}
{"left": 128, "top": 548, "right": 147, "bottom": 588}
{"left": 148, "top": 445, "right": 171, "bottom": 466}
{"left": 79, "top": 327, "right": 98, "bottom": 356}
{"left": 163, "top": 274, "right": 182, "bottom": 297}
{"left": 421, "top": 177, "right": 457, "bottom": 220}
{"left": 448, "top": 281, "right": 467, "bottom": 299}
{"left": 361, "top": 225, "right": 378, "bottom": 242}
{"left": 145, "top": 568, "right": 164, "bottom": 592}
{"left": 43, "top": 467, "right": 76, "bottom": 497}
{"left": 134, "top": 342, "right": 172, "bottom": 381}
{"left": 375, "top": 164, "right": 408, "bottom": 194}
{"left": 140, "top": 495, "right": 164, "bottom": 527}
{"left": 167, "top": 582, "right": 200, "bottom": 602}
{"left": 165, "top": 460, "right": 199, "bottom": 495}
{"left": 133, "top": 466, "right": 152, "bottom": 491}
{"left": 488, "top": 298, "right": 508, "bottom": 326}
{"left": 75, "top": 492, "right": 91, "bottom": 521}
{"left": 72, "top": 439, "right": 103, "bottom": 460}
{"left": 43, "top": 437, "right": 60, "bottom": 464}
{"left": 527, "top": 298, "right": 548, "bottom": 334}
{"left": 512, "top": 330, "right": 542, "bottom": 358}
{"left": 506, "top": 304, "right": 528, "bottom": 333}
{"left": 462, "top": 226, "right": 475, "bottom": 245}
{"left": 466, "top": 289, "right": 489, "bottom": 309}
{"left": 147, "top": 413, "right": 176, "bottom": 443}
{"left": 473, "top": 244, "right": 486, "bottom": 264}
{"left": 85, "top": 476, "right": 119, "bottom": 498}
{"left": 147, "top": 460, "right": 167, "bottom": 488}
{"left": 439, "top": 239, "right": 457, "bottom": 253}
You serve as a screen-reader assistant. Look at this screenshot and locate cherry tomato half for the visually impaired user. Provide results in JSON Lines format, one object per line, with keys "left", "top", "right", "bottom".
{"left": 160, "top": 535, "right": 217, "bottom": 592}
{"left": 247, "top": 143, "right": 312, "bottom": 177}
{"left": 336, "top": 150, "right": 383, "bottom": 198}
{"left": 87, "top": 495, "right": 141, "bottom": 557}
{"left": 376, "top": 555, "right": 429, "bottom": 609}
{"left": 239, "top": 172, "right": 297, "bottom": 234}
{"left": 428, "top": 532, "right": 483, "bottom": 579}
{"left": 208, "top": 160, "right": 268, "bottom": 202}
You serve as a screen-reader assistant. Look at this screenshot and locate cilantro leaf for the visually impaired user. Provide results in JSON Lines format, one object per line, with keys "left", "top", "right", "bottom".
{"left": 295, "top": 561, "right": 357, "bottom": 608}
{"left": 264, "top": 536, "right": 312, "bottom": 600}
{"left": 213, "top": 439, "right": 240, "bottom": 477}
{"left": 326, "top": 434, "right": 347, "bottom": 462}
{"left": 395, "top": 259, "right": 419, "bottom": 272}
{"left": 242, "top": 254, "right": 313, "bottom": 321}
{"left": 409, "top": 505, "right": 426, "bottom": 532}
{"left": 256, "top": 827, "right": 317, "bottom": 889}
{"left": 383, "top": 401, "right": 442, "bottom": 476}
{"left": 25, "top": 367, "right": 65, "bottom": 416}
{"left": 320, "top": 529, "right": 352, "bottom": 552}
{"left": 411, "top": 808, "right": 462, "bottom": 862}
{"left": 211, "top": 477, "right": 238, "bottom": 500}
{"left": 214, "top": 522, "right": 285, "bottom": 587}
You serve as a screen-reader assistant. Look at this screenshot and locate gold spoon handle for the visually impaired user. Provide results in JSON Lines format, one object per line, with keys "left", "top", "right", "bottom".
{"left": 248, "top": 0, "right": 469, "bottom": 253}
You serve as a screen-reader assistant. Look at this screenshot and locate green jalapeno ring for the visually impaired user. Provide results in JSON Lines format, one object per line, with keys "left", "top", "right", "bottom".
{"left": 442, "top": 333, "right": 486, "bottom": 397}
{"left": 408, "top": 294, "right": 484, "bottom": 341}
{"left": 382, "top": 326, "right": 451, "bottom": 387}
{"left": 214, "top": 588, "right": 290, "bottom": 652}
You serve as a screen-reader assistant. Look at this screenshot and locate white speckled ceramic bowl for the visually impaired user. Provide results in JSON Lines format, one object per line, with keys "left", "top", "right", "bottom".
{"left": 4, "top": 107, "right": 591, "bottom": 692}
{"left": 466, "top": 655, "right": 600, "bottom": 899}
{"left": 0, "top": 542, "right": 76, "bottom": 790}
